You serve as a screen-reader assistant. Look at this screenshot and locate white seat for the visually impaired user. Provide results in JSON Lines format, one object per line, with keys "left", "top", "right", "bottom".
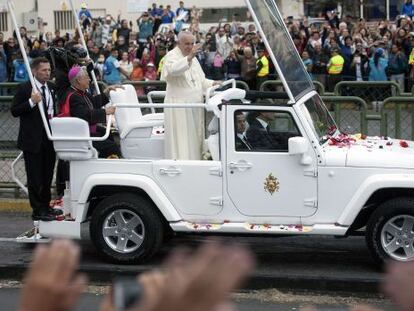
{"left": 50, "top": 117, "right": 98, "bottom": 161}
{"left": 110, "top": 84, "right": 164, "bottom": 159}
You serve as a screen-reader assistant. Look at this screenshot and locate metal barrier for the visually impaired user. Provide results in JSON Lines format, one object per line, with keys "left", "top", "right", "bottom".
{"left": 0, "top": 95, "right": 27, "bottom": 195}
{"left": 0, "top": 82, "right": 19, "bottom": 96}
{"left": 321, "top": 96, "right": 368, "bottom": 134}
{"left": 380, "top": 97, "right": 414, "bottom": 140}
{"left": 334, "top": 81, "right": 402, "bottom": 110}
{"left": 259, "top": 80, "right": 325, "bottom": 95}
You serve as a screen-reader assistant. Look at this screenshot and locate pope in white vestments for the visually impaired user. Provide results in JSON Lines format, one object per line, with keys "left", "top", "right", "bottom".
{"left": 161, "top": 31, "right": 216, "bottom": 160}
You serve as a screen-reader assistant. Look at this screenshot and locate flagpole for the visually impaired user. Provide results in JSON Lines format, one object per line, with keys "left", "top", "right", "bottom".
{"left": 68, "top": 0, "right": 101, "bottom": 95}
{"left": 7, "top": 0, "right": 53, "bottom": 139}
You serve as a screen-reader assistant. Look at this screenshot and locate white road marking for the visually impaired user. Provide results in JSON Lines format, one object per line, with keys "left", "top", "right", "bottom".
{"left": 0, "top": 238, "right": 20, "bottom": 242}
{"left": 0, "top": 237, "right": 50, "bottom": 243}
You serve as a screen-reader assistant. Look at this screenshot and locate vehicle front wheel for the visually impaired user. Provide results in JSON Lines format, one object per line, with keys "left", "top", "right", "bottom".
{"left": 366, "top": 197, "right": 414, "bottom": 266}
{"left": 90, "top": 193, "right": 164, "bottom": 263}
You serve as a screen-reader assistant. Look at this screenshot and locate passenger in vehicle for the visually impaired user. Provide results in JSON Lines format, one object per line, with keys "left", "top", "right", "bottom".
{"left": 61, "top": 65, "right": 123, "bottom": 158}
{"left": 234, "top": 111, "right": 252, "bottom": 151}
{"left": 246, "top": 110, "right": 279, "bottom": 150}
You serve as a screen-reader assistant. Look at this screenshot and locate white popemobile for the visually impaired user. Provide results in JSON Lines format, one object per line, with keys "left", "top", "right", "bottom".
{"left": 10, "top": 0, "right": 414, "bottom": 265}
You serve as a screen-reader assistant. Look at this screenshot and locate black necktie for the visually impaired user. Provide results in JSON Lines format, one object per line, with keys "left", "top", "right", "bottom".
{"left": 243, "top": 135, "right": 252, "bottom": 150}
{"left": 41, "top": 85, "right": 47, "bottom": 111}
{"left": 266, "top": 125, "right": 270, "bottom": 133}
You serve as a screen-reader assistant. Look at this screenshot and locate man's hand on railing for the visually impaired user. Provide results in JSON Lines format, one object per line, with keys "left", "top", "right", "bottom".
{"left": 105, "top": 106, "right": 116, "bottom": 115}
{"left": 103, "top": 84, "right": 125, "bottom": 96}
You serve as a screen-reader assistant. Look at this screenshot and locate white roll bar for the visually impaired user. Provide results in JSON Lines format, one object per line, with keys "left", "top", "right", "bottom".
{"left": 147, "top": 91, "right": 166, "bottom": 113}
{"left": 68, "top": 0, "right": 100, "bottom": 95}
{"left": 205, "top": 78, "right": 236, "bottom": 104}
{"left": 7, "top": 0, "right": 111, "bottom": 142}
{"left": 116, "top": 103, "right": 206, "bottom": 109}
{"left": 11, "top": 152, "right": 28, "bottom": 195}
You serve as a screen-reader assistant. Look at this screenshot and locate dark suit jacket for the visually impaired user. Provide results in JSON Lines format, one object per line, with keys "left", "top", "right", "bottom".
{"left": 68, "top": 89, "right": 108, "bottom": 132}
{"left": 235, "top": 135, "right": 251, "bottom": 151}
{"left": 246, "top": 118, "right": 279, "bottom": 151}
{"left": 11, "top": 81, "right": 57, "bottom": 153}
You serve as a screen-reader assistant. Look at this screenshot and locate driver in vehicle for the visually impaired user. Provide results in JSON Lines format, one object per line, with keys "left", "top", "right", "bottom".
{"left": 61, "top": 66, "right": 123, "bottom": 158}
{"left": 235, "top": 111, "right": 252, "bottom": 151}
{"left": 246, "top": 110, "right": 279, "bottom": 150}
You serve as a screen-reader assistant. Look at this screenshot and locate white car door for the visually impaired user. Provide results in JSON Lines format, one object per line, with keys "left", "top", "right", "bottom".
{"left": 225, "top": 105, "right": 318, "bottom": 217}
{"left": 153, "top": 160, "right": 223, "bottom": 218}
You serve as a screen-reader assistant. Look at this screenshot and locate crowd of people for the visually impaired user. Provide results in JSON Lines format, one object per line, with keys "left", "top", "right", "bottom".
{"left": 296, "top": 3, "right": 414, "bottom": 92}
{"left": 3, "top": 1, "right": 414, "bottom": 96}
{"left": 1, "top": 1, "right": 272, "bottom": 94}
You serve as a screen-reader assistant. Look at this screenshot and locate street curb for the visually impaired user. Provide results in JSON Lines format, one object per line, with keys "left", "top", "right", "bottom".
{"left": 0, "top": 264, "right": 382, "bottom": 293}
{"left": 0, "top": 199, "right": 30, "bottom": 213}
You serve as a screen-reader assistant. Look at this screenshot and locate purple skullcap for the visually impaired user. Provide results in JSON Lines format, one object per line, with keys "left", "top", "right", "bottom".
{"left": 68, "top": 65, "right": 82, "bottom": 82}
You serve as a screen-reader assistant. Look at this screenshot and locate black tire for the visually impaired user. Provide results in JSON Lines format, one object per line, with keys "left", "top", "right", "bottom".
{"left": 366, "top": 197, "right": 414, "bottom": 266}
{"left": 90, "top": 193, "right": 164, "bottom": 263}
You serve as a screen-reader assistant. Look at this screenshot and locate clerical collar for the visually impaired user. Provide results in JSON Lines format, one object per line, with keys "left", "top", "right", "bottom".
{"left": 71, "top": 86, "right": 86, "bottom": 94}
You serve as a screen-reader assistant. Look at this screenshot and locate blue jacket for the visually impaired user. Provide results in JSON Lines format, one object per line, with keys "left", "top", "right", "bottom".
{"left": 401, "top": 3, "right": 414, "bottom": 17}
{"left": 78, "top": 8, "right": 92, "bottom": 20}
{"left": 368, "top": 57, "right": 388, "bottom": 81}
{"left": 103, "top": 56, "right": 121, "bottom": 85}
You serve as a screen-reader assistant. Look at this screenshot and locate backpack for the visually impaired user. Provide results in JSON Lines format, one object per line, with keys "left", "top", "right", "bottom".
{"left": 57, "top": 91, "right": 76, "bottom": 117}
{"left": 15, "top": 61, "right": 26, "bottom": 80}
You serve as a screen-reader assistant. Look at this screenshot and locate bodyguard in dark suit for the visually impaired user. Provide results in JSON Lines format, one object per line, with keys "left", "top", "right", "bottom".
{"left": 246, "top": 111, "right": 279, "bottom": 150}
{"left": 11, "top": 57, "right": 62, "bottom": 221}
{"left": 234, "top": 111, "right": 252, "bottom": 151}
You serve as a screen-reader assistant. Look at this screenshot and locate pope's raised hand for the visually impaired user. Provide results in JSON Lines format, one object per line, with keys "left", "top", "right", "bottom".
{"left": 188, "top": 43, "right": 203, "bottom": 61}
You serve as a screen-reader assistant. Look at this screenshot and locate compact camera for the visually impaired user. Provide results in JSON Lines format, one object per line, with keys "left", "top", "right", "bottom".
{"left": 113, "top": 277, "right": 143, "bottom": 311}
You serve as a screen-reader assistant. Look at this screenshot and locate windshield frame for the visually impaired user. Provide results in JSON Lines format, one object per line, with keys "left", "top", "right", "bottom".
{"left": 245, "top": 0, "right": 315, "bottom": 103}
{"left": 299, "top": 93, "right": 339, "bottom": 145}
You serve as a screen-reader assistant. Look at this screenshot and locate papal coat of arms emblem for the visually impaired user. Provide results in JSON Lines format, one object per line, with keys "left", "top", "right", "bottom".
{"left": 264, "top": 173, "right": 280, "bottom": 195}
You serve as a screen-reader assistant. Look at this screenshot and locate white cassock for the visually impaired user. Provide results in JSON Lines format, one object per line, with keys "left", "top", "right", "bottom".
{"left": 161, "top": 46, "right": 214, "bottom": 160}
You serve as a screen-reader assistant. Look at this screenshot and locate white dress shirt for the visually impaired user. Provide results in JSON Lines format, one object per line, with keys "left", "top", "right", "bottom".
{"left": 29, "top": 78, "right": 54, "bottom": 118}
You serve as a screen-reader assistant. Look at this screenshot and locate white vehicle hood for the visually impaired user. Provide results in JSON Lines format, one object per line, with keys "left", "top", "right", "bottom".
{"left": 323, "top": 135, "right": 414, "bottom": 169}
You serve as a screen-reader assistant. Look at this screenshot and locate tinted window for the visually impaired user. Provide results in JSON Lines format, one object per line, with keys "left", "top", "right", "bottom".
{"left": 234, "top": 110, "right": 301, "bottom": 152}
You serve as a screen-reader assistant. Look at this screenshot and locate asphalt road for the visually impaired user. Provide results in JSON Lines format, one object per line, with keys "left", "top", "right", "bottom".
{"left": 0, "top": 212, "right": 384, "bottom": 293}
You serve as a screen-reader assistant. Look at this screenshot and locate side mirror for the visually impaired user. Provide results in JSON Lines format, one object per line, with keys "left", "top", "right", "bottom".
{"left": 288, "top": 137, "right": 312, "bottom": 165}
{"left": 288, "top": 136, "right": 308, "bottom": 155}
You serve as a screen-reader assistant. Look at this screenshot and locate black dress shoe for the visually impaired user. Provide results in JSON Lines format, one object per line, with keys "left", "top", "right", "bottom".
{"left": 48, "top": 208, "right": 63, "bottom": 216}
{"left": 32, "top": 214, "right": 55, "bottom": 221}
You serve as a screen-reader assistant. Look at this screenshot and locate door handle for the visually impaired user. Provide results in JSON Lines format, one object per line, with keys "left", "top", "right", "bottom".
{"left": 159, "top": 167, "right": 182, "bottom": 176}
{"left": 228, "top": 161, "right": 253, "bottom": 170}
